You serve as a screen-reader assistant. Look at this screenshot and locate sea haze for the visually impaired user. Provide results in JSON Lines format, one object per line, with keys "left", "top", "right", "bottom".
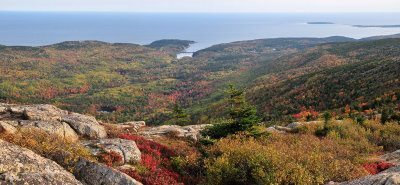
{"left": 1, "top": 12, "right": 400, "bottom": 52}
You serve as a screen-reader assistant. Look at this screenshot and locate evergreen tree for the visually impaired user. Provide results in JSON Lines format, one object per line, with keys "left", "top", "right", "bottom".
{"left": 225, "top": 84, "right": 259, "bottom": 132}
{"left": 316, "top": 111, "right": 332, "bottom": 137}
{"left": 323, "top": 111, "right": 332, "bottom": 125}
{"left": 172, "top": 103, "right": 191, "bottom": 126}
{"left": 381, "top": 108, "right": 389, "bottom": 124}
{"left": 201, "top": 84, "right": 262, "bottom": 139}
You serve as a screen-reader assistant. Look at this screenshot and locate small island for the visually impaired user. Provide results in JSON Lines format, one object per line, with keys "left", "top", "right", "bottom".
{"left": 307, "top": 22, "right": 334, "bottom": 24}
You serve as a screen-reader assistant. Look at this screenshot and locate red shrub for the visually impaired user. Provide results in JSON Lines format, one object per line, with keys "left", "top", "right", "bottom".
{"left": 141, "top": 153, "right": 161, "bottom": 171}
{"left": 119, "top": 134, "right": 183, "bottom": 185}
{"left": 363, "top": 162, "right": 394, "bottom": 175}
{"left": 122, "top": 168, "right": 183, "bottom": 185}
{"left": 119, "top": 134, "right": 176, "bottom": 159}
{"left": 99, "top": 150, "right": 123, "bottom": 166}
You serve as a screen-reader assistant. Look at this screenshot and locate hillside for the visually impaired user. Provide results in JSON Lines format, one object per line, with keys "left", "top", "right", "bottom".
{"left": 0, "top": 36, "right": 399, "bottom": 125}
{"left": 0, "top": 37, "right": 350, "bottom": 125}
{"left": 147, "top": 39, "right": 195, "bottom": 54}
{"left": 246, "top": 39, "right": 400, "bottom": 121}
{"left": 182, "top": 38, "right": 400, "bottom": 123}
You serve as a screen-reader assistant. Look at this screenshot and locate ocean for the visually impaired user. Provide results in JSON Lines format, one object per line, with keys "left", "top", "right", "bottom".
{"left": 1, "top": 12, "right": 400, "bottom": 53}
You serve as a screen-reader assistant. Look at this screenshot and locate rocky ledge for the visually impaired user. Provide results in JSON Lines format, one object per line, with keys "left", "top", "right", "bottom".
{"left": 0, "top": 103, "right": 107, "bottom": 139}
{"left": 0, "top": 104, "right": 145, "bottom": 185}
{"left": 380, "top": 150, "right": 400, "bottom": 165}
{"left": 0, "top": 103, "right": 211, "bottom": 185}
{"left": 136, "top": 124, "right": 211, "bottom": 140}
{"left": 82, "top": 138, "right": 142, "bottom": 164}
{"left": 0, "top": 139, "right": 82, "bottom": 184}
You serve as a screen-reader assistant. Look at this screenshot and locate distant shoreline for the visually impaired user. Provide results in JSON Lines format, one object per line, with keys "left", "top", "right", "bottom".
{"left": 353, "top": 25, "right": 400, "bottom": 28}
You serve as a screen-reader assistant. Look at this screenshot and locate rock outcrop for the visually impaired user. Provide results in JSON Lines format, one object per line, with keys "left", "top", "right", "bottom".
{"left": 0, "top": 120, "right": 79, "bottom": 140}
{"left": 21, "top": 120, "right": 79, "bottom": 140}
{"left": 62, "top": 113, "right": 107, "bottom": 139}
{"left": 82, "top": 138, "right": 142, "bottom": 164}
{"left": 138, "top": 124, "right": 210, "bottom": 140}
{"left": 287, "top": 121, "right": 324, "bottom": 129}
{"left": 0, "top": 139, "right": 82, "bottom": 185}
{"left": 53, "top": 150, "right": 142, "bottom": 185}
{"left": 287, "top": 122, "right": 303, "bottom": 129}
{"left": 104, "top": 121, "right": 147, "bottom": 135}
{"left": 381, "top": 150, "right": 400, "bottom": 165}
{"left": 123, "top": 121, "right": 146, "bottom": 131}
{"left": 0, "top": 121, "right": 17, "bottom": 134}
{"left": 0, "top": 104, "right": 107, "bottom": 139}
{"left": 0, "top": 104, "right": 8, "bottom": 113}
{"left": 0, "top": 104, "right": 146, "bottom": 184}
{"left": 266, "top": 126, "right": 288, "bottom": 134}
{"left": 338, "top": 165, "right": 400, "bottom": 185}
{"left": 12, "top": 104, "right": 68, "bottom": 121}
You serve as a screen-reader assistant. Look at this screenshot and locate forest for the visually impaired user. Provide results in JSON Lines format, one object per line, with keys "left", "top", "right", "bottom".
{"left": 0, "top": 37, "right": 399, "bottom": 126}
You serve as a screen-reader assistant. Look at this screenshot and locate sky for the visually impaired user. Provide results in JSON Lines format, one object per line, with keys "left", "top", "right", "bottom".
{"left": 1, "top": 0, "right": 400, "bottom": 12}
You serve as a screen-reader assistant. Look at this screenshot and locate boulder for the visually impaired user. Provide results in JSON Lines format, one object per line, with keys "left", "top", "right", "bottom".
{"left": 287, "top": 121, "right": 324, "bottom": 129}
{"left": 386, "top": 175, "right": 400, "bottom": 185}
{"left": 10, "top": 104, "right": 68, "bottom": 121}
{"left": 0, "top": 104, "right": 24, "bottom": 120}
{"left": 82, "top": 138, "right": 141, "bottom": 164}
{"left": 62, "top": 113, "right": 107, "bottom": 139}
{"left": 53, "top": 150, "right": 142, "bottom": 185}
{"left": 338, "top": 165, "right": 400, "bottom": 185}
{"left": 288, "top": 122, "right": 303, "bottom": 129}
{"left": 109, "top": 121, "right": 147, "bottom": 133}
{"left": 0, "top": 139, "right": 82, "bottom": 185}
{"left": 18, "top": 120, "right": 79, "bottom": 141}
{"left": 380, "top": 150, "right": 400, "bottom": 165}
{"left": 124, "top": 121, "right": 146, "bottom": 130}
{"left": 274, "top": 125, "right": 292, "bottom": 132}
{"left": 266, "top": 126, "right": 287, "bottom": 134}
{"left": 0, "top": 103, "right": 9, "bottom": 113}
{"left": 138, "top": 124, "right": 210, "bottom": 140}
{"left": 0, "top": 121, "right": 17, "bottom": 134}
{"left": 0, "top": 104, "right": 107, "bottom": 139}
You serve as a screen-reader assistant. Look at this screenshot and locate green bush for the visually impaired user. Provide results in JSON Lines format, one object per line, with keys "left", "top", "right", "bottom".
{"left": 376, "top": 122, "right": 400, "bottom": 151}
{"left": 202, "top": 133, "right": 368, "bottom": 185}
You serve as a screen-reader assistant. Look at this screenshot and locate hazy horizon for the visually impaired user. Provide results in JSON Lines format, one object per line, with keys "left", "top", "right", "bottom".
{"left": 1, "top": 0, "right": 400, "bottom": 13}
{"left": 1, "top": 12, "right": 400, "bottom": 51}
{"left": 2, "top": 11, "right": 400, "bottom": 13}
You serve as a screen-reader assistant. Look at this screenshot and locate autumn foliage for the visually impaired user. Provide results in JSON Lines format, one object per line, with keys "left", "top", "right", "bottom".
{"left": 202, "top": 133, "right": 369, "bottom": 185}
{"left": 98, "top": 150, "right": 123, "bottom": 167}
{"left": 363, "top": 163, "right": 394, "bottom": 175}
{"left": 119, "top": 134, "right": 183, "bottom": 185}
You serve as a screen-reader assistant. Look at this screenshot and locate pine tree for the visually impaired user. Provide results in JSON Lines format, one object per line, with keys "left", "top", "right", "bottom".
{"left": 225, "top": 84, "right": 259, "bottom": 132}
{"left": 201, "top": 84, "right": 262, "bottom": 139}
{"left": 172, "top": 103, "right": 190, "bottom": 126}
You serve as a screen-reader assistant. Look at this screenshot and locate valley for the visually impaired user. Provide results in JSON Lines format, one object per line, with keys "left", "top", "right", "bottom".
{"left": 1, "top": 34, "right": 400, "bottom": 185}
{"left": 0, "top": 36, "right": 399, "bottom": 126}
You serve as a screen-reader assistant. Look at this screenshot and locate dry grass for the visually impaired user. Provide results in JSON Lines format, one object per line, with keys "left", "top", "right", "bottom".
{"left": 0, "top": 127, "right": 95, "bottom": 161}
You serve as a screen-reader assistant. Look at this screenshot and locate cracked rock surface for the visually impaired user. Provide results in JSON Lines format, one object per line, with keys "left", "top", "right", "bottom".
{"left": 0, "top": 139, "right": 82, "bottom": 185}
